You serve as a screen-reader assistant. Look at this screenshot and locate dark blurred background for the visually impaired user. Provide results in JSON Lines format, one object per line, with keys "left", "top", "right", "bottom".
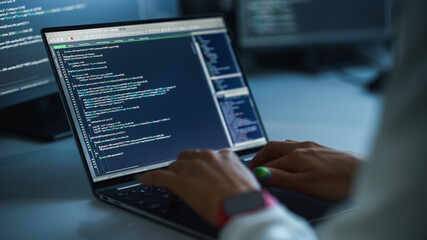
{"left": 182, "top": 0, "right": 392, "bottom": 71}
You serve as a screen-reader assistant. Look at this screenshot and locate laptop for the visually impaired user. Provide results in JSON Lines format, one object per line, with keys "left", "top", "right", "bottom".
{"left": 41, "top": 15, "right": 345, "bottom": 239}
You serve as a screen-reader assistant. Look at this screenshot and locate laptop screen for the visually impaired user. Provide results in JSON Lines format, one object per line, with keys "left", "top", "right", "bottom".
{"left": 44, "top": 16, "right": 267, "bottom": 182}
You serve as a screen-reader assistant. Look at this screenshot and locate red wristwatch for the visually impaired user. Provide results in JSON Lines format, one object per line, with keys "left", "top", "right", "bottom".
{"left": 217, "top": 189, "right": 278, "bottom": 227}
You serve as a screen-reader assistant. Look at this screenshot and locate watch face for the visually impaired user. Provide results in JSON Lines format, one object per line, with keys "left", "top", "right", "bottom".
{"left": 224, "top": 191, "right": 265, "bottom": 216}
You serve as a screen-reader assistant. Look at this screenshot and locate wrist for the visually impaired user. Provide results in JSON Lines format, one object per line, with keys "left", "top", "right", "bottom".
{"left": 217, "top": 189, "right": 278, "bottom": 227}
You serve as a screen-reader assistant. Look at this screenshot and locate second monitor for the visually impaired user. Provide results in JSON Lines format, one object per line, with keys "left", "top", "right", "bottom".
{"left": 237, "top": 0, "right": 391, "bottom": 49}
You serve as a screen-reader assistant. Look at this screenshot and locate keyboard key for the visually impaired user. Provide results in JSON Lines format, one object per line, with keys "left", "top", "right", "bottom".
{"left": 161, "top": 194, "right": 169, "bottom": 199}
{"left": 148, "top": 203, "right": 162, "bottom": 210}
{"left": 159, "top": 209, "right": 169, "bottom": 215}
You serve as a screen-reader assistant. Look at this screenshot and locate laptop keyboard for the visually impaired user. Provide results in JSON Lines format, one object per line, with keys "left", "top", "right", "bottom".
{"left": 101, "top": 159, "right": 342, "bottom": 237}
{"left": 99, "top": 158, "right": 256, "bottom": 237}
{"left": 103, "top": 184, "right": 219, "bottom": 237}
{"left": 107, "top": 185, "right": 169, "bottom": 206}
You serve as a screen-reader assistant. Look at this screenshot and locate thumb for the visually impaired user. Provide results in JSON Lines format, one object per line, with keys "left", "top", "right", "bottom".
{"left": 253, "top": 166, "right": 299, "bottom": 190}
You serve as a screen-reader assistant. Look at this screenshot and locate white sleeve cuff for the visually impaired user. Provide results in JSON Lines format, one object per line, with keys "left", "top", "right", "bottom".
{"left": 220, "top": 205, "right": 317, "bottom": 240}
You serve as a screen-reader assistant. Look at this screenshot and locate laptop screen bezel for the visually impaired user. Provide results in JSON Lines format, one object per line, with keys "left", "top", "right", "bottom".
{"left": 41, "top": 14, "right": 269, "bottom": 190}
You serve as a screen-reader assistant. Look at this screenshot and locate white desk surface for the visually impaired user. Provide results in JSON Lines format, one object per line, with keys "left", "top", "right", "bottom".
{"left": 0, "top": 69, "right": 382, "bottom": 240}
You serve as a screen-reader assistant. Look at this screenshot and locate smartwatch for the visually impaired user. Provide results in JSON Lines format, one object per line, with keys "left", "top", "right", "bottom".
{"left": 217, "top": 189, "right": 277, "bottom": 227}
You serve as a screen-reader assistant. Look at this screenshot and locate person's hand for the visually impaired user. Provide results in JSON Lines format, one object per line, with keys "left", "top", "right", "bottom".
{"left": 139, "top": 149, "right": 260, "bottom": 226}
{"left": 250, "top": 140, "right": 363, "bottom": 201}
